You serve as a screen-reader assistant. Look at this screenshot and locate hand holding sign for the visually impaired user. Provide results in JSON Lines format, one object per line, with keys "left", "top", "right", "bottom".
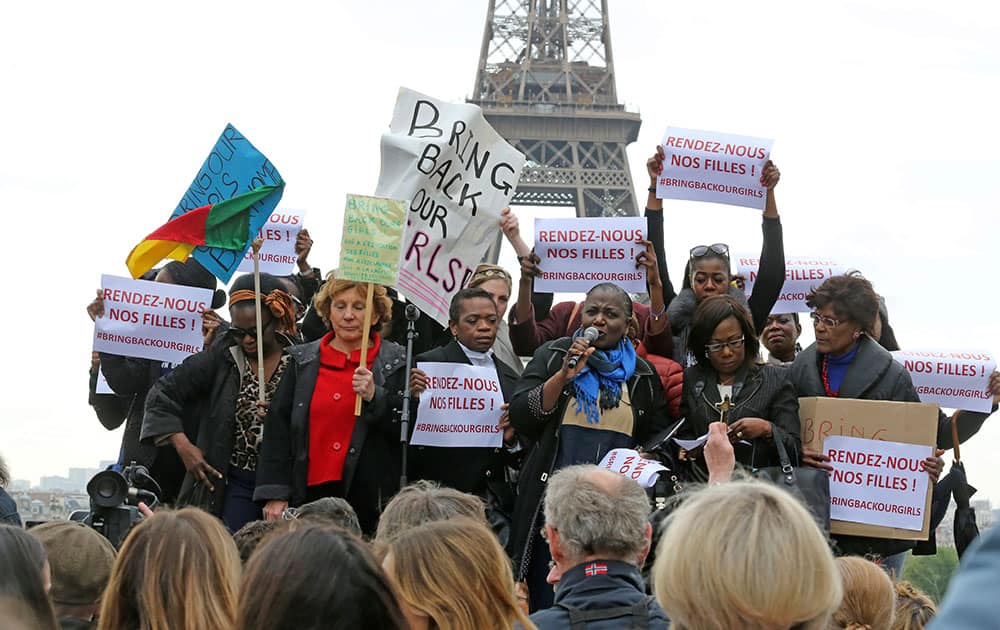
{"left": 87, "top": 289, "right": 105, "bottom": 321}
{"left": 353, "top": 367, "right": 376, "bottom": 402}
{"left": 646, "top": 145, "right": 666, "bottom": 186}
{"left": 922, "top": 449, "right": 946, "bottom": 483}
{"left": 760, "top": 160, "right": 780, "bottom": 189}
{"left": 295, "top": 228, "right": 313, "bottom": 272}
{"left": 635, "top": 239, "right": 660, "bottom": 286}
{"left": 409, "top": 368, "right": 428, "bottom": 397}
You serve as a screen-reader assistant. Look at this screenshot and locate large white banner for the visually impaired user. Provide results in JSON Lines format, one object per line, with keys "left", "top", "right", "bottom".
{"left": 824, "top": 435, "right": 932, "bottom": 531}
{"left": 656, "top": 127, "right": 774, "bottom": 210}
{"left": 236, "top": 208, "right": 306, "bottom": 275}
{"left": 737, "top": 255, "right": 848, "bottom": 314}
{"left": 93, "top": 275, "right": 212, "bottom": 364}
{"left": 893, "top": 350, "right": 996, "bottom": 413}
{"left": 375, "top": 87, "right": 525, "bottom": 326}
{"left": 411, "top": 362, "right": 505, "bottom": 448}
{"left": 534, "top": 217, "right": 647, "bottom": 293}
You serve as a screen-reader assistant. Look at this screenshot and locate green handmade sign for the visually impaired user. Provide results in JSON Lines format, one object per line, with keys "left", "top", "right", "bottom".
{"left": 338, "top": 194, "right": 405, "bottom": 285}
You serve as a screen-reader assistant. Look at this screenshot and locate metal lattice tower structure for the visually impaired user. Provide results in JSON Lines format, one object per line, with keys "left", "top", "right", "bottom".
{"left": 471, "top": 0, "right": 641, "bottom": 219}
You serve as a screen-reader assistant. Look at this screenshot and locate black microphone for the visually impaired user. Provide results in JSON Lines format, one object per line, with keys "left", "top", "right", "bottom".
{"left": 405, "top": 303, "right": 420, "bottom": 321}
{"left": 567, "top": 326, "right": 600, "bottom": 369}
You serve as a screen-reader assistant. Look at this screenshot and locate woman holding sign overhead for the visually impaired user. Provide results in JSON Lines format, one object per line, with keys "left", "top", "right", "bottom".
{"left": 789, "top": 273, "right": 1000, "bottom": 570}
{"left": 645, "top": 146, "right": 786, "bottom": 367}
{"left": 507, "top": 282, "right": 674, "bottom": 611}
{"left": 255, "top": 277, "right": 406, "bottom": 535}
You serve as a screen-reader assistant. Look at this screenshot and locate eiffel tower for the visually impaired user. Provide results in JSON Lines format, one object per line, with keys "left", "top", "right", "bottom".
{"left": 471, "top": 0, "right": 642, "bottom": 220}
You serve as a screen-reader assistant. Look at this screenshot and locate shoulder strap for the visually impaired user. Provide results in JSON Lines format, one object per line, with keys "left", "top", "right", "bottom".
{"left": 767, "top": 424, "right": 797, "bottom": 483}
{"left": 559, "top": 597, "right": 653, "bottom": 630}
{"left": 566, "top": 301, "right": 584, "bottom": 336}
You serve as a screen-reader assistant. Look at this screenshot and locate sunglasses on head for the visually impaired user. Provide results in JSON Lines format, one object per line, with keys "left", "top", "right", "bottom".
{"left": 689, "top": 243, "right": 729, "bottom": 260}
{"left": 226, "top": 317, "right": 274, "bottom": 341}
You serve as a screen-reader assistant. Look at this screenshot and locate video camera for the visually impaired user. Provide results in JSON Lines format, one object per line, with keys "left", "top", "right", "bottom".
{"left": 81, "top": 462, "right": 161, "bottom": 548}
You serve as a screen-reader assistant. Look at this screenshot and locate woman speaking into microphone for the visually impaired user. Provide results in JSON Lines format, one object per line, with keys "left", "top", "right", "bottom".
{"left": 506, "top": 282, "right": 674, "bottom": 611}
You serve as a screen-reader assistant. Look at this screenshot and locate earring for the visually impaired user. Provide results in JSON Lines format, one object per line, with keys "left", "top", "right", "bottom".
{"left": 853, "top": 331, "right": 861, "bottom": 340}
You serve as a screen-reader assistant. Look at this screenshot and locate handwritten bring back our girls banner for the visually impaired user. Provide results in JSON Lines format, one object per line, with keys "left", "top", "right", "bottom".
{"left": 375, "top": 88, "right": 525, "bottom": 327}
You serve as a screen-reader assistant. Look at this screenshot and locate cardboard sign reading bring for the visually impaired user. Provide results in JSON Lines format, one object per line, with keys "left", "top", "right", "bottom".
{"left": 800, "top": 397, "right": 938, "bottom": 540}
{"left": 411, "top": 362, "right": 505, "bottom": 448}
{"left": 892, "top": 350, "right": 996, "bottom": 413}
{"left": 533, "top": 217, "right": 647, "bottom": 293}
{"left": 93, "top": 275, "right": 212, "bottom": 364}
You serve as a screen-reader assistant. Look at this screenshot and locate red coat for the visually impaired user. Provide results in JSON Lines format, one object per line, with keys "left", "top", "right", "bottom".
{"left": 637, "top": 344, "right": 683, "bottom": 420}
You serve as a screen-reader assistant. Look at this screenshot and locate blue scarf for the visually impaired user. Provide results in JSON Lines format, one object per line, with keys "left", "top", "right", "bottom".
{"left": 570, "top": 331, "right": 637, "bottom": 424}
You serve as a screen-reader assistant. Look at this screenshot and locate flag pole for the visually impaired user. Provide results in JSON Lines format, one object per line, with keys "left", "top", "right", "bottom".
{"left": 354, "top": 282, "right": 376, "bottom": 416}
{"left": 251, "top": 237, "right": 266, "bottom": 404}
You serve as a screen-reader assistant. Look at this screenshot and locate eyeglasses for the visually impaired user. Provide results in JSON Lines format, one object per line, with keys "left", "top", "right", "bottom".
{"left": 689, "top": 243, "right": 729, "bottom": 260}
{"left": 290, "top": 295, "right": 306, "bottom": 318}
{"left": 809, "top": 312, "right": 842, "bottom": 329}
{"left": 705, "top": 337, "right": 745, "bottom": 354}
{"left": 226, "top": 317, "right": 274, "bottom": 341}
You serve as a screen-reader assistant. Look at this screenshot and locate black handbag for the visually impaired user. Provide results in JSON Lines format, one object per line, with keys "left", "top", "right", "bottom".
{"left": 753, "top": 424, "right": 831, "bottom": 535}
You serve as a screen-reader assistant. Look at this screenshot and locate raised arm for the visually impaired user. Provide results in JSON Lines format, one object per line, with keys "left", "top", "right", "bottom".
{"left": 645, "top": 145, "right": 675, "bottom": 306}
{"left": 747, "top": 160, "right": 785, "bottom": 333}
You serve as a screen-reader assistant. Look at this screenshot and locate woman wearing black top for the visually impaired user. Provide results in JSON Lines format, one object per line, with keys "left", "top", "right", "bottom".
{"left": 675, "top": 295, "right": 800, "bottom": 481}
{"left": 644, "top": 146, "right": 786, "bottom": 367}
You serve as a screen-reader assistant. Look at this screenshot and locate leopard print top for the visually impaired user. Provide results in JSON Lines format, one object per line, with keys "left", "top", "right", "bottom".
{"left": 231, "top": 354, "right": 291, "bottom": 471}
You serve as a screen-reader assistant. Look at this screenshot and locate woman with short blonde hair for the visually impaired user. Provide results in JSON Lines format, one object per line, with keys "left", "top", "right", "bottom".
{"left": 653, "top": 481, "right": 841, "bottom": 630}
{"left": 830, "top": 556, "right": 896, "bottom": 629}
{"left": 257, "top": 275, "right": 406, "bottom": 535}
{"left": 892, "top": 581, "right": 936, "bottom": 630}
{"left": 98, "top": 508, "right": 241, "bottom": 630}
{"left": 381, "top": 517, "right": 535, "bottom": 630}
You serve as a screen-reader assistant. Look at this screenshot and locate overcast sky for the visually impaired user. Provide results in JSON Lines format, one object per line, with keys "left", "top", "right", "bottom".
{"left": 2, "top": 1, "right": 998, "bottom": 502}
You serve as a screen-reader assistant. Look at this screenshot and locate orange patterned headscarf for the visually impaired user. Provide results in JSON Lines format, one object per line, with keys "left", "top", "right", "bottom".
{"left": 229, "top": 289, "right": 298, "bottom": 335}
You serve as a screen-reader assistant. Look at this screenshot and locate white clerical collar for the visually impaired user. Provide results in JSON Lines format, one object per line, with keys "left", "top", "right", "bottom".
{"left": 458, "top": 341, "right": 495, "bottom": 367}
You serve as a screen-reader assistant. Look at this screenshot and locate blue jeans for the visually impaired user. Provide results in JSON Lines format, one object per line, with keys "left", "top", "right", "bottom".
{"left": 222, "top": 468, "right": 262, "bottom": 532}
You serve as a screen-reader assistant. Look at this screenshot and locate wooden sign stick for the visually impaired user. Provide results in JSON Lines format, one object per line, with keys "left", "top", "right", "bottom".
{"left": 354, "top": 282, "right": 376, "bottom": 416}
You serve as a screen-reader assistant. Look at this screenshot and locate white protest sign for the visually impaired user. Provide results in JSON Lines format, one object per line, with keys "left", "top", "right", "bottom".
{"left": 375, "top": 87, "right": 526, "bottom": 327}
{"left": 657, "top": 127, "right": 774, "bottom": 210}
{"left": 411, "top": 362, "right": 505, "bottom": 448}
{"left": 236, "top": 208, "right": 306, "bottom": 275}
{"left": 824, "top": 435, "right": 932, "bottom": 531}
{"left": 598, "top": 449, "right": 669, "bottom": 488}
{"left": 892, "top": 350, "right": 996, "bottom": 413}
{"left": 533, "top": 217, "right": 647, "bottom": 293}
{"left": 737, "top": 255, "right": 848, "bottom": 314}
{"left": 93, "top": 275, "right": 212, "bottom": 365}
{"left": 95, "top": 366, "right": 115, "bottom": 395}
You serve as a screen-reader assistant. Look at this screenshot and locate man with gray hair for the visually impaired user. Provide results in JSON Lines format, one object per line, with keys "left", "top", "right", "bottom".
{"left": 527, "top": 465, "right": 670, "bottom": 629}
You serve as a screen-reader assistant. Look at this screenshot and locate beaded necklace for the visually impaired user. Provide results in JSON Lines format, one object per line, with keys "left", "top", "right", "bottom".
{"left": 821, "top": 355, "right": 840, "bottom": 397}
